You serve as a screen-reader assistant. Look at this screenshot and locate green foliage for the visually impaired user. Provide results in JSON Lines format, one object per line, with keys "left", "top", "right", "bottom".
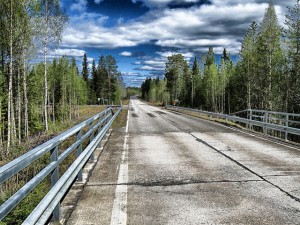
{"left": 165, "top": 54, "right": 189, "bottom": 103}
{"left": 141, "top": 78, "right": 169, "bottom": 105}
{"left": 1, "top": 180, "right": 50, "bottom": 225}
{"left": 82, "top": 53, "right": 89, "bottom": 83}
{"left": 126, "top": 87, "right": 141, "bottom": 98}
{"left": 285, "top": 0, "right": 300, "bottom": 112}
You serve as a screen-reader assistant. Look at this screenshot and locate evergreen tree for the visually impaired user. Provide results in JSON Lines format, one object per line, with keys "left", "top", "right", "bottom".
{"left": 106, "top": 55, "right": 119, "bottom": 104}
{"left": 97, "top": 55, "right": 107, "bottom": 103}
{"left": 191, "top": 57, "right": 200, "bottom": 107}
{"left": 165, "top": 54, "right": 189, "bottom": 104}
{"left": 82, "top": 53, "right": 89, "bottom": 83}
{"left": 91, "top": 59, "right": 98, "bottom": 103}
{"left": 285, "top": 0, "right": 300, "bottom": 112}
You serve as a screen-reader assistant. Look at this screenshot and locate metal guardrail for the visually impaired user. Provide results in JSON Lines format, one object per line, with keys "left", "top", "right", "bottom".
{"left": 166, "top": 105, "right": 300, "bottom": 141}
{"left": 0, "top": 106, "right": 122, "bottom": 224}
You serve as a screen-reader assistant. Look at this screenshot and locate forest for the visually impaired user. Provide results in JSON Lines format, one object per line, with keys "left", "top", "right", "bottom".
{"left": 0, "top": 0, "right": 125, "bottom": 159}
{"left": 141, "top": 2, "right": 300, "bottom": 115}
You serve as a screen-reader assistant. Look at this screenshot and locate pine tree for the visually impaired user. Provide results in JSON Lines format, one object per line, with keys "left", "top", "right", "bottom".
{"left": 91, "top": 59, "right": 98, "bottom": 103}
{"left": 285, "top": 0, "right": 300, "bottom": 112}
{"left": 106, "top": 55, "right": 119, "bottom": 104}
{"left": 97, "top": 55, "right": 107, "bottom": 103}
{"left": 191, "top": 57, "right": 200, "bottom": 107}
{"left": 82, "top": 53, "right": 89, "bottom": 83}
{"left": 165, "top": 54, "right": 188, "bottom": 104}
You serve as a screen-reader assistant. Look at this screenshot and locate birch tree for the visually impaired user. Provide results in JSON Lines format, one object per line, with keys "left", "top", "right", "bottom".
{"left": 34, "top": 0, "right": 68, "bottom": 131}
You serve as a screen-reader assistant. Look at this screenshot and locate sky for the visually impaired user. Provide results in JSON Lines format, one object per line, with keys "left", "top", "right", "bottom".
{"left": 55, "top": 0, "right": 294, "bottom": 87}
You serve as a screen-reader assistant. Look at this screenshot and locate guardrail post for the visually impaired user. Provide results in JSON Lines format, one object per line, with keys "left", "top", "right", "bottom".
{"left": 89, "top": 121, "right": 95, "bottom": 161}
{"left": 97, "top": 115, "right": 103, "bottom": 148}
{"left": 264, "top": 112, "right": 268, "bottom": 134}
{"left": 285, "top": 114, "right": 289, "bottom": 141}
{"left": 249, "top": 109, "right": 253, "bottom": 130}
{"left": 76, "top": 130, "right": 83, "bottom": 181}
{"left": 50, "top": 146, "right": 60, "bottom": 222}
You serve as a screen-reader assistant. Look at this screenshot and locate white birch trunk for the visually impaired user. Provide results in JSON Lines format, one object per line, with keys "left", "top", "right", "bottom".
{"left": 23, "top": 52, "right": 29, "bottom": 139}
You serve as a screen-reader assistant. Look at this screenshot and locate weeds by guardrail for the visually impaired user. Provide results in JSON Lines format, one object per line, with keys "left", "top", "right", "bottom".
{"left": 0, "top": 106, "right": 122, "bottom": 224}
{"left": 166, "top": 105, "right": 300, "bottom": 142}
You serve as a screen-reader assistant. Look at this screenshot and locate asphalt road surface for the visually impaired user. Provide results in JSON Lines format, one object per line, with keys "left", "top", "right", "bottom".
{"left": 67, "top": 98, "right": 300, "bottom": 225}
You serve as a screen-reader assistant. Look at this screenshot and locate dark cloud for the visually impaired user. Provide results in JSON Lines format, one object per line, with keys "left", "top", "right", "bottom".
{"left": 167, "top": 0, "right": 211, "bottom": 9}
{"left": 89, "top": 0, "right": 149, "bottom": 19}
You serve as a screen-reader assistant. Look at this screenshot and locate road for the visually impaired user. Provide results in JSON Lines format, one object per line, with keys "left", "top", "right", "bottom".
{"left": 67, "top": 98, "right": 300, "bottom": 225}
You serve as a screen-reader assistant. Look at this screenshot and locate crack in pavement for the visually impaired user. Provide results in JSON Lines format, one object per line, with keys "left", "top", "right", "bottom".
{"left": 147, "top": 106, "right": 300, "bottom": 204}
{"left": 190, "top": 133, "right": 300, "bottom": 203}
{"left": 86, "top": 179, "right": 263, "bottom": 187}
{"left": 263, "top": 174, "right": 300, "bottom": 177}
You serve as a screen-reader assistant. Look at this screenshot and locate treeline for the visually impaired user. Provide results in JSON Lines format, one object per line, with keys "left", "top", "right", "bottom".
{"left": 126, "top": 87, "right": 141, "bottom": 98}
{"left": 88, "top": 54, "right": 125, "bottom": 105}
{"left": 141, "top": 77, "right": 169, "bottom": 104}
{"left": 0, "top": 0, "right": 125, "bottom": 157}
{"left": 141, "top": 2, "right": 300, "bottom": 114}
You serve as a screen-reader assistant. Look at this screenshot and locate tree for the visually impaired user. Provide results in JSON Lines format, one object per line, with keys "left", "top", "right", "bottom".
{"left": 165, "top": 54, "right": 189, "bottom": 103}
{"left": 91, "top": 59, "right": 98, "bottom": 103}
{"left": 285, "top": 0, "right": 300, "bottom": 112}
{"left": 191, "top": 57, "right": 200, "bottom": 107}
{"left": 34, "top": 0, "right": 68, "bottom": 131}
{"left": 1, "top": 0, "right": 30, "bottom": 151}
{"left": 257, "top": 3, "right": 284, "bottom": 110}
{"left": 97, "top": 55, "right": 107, "bottom": 103}
{"left": 240, "top": 21, "right": 258, "bottom": 110}
{"left": 82, "top": 53, "right": 89, "bottom": 83}
{"left": 106, "top": 55, "right": 119, "bottom": 104}
{"left": 202, "top": 47, "right": 219, "bottom": 111}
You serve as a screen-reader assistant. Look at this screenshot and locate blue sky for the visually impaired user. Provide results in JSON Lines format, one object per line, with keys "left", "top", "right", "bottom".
{"left": 55, "top": 0, "right": 293, "bottom": 87}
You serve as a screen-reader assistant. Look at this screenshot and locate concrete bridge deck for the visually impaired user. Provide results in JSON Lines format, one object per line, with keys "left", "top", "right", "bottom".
{"left": 65, "top": 99, "right": 300, "bottom": 225}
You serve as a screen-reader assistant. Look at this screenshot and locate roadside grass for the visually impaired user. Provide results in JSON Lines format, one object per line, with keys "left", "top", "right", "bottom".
{"left": 112, "top": 106, "right": 128, "bottom": 129}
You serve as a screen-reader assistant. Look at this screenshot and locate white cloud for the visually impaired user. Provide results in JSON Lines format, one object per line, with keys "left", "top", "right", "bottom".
{"left": 120, "top": 51, "right": 133, "bottom": 57}
{"left": 122, "top": 72, "right": 141, "bottom": 76}
{"left": 62, "top": 1, "right": 291, "bottom": 61}
{"left": 157, "top": 51, "right": 194, "bottom": 61}
{"left": 136, "top": 65, "right": 164, "bottom": 71}
{"left": 87, "top": 57, "right": 94, "bottom": 62}
{"left": 70, "top": 0, "right": 87, "bottom": 13}
{"left": 49, "top": 48, "right": 86, "bottom": 57}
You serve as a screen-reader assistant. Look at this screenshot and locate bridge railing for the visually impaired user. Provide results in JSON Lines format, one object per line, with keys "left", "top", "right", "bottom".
{"left": 0, "top": 106, "right": 122, "bottom": 224}
{"left": 166, "top": 105, "right": 300, "bottom": 141}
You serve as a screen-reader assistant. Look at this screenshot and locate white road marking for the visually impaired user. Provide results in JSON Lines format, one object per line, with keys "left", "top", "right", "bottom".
{"left": 110, "top": 110, "right": 129, "bottom": 225}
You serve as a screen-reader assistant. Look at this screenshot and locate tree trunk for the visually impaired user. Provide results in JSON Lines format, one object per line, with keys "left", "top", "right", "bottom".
{"left": 44, "top": 0, "right": 49, "bottom": 132}
{"left": 17, "top": 66, "right": 21, "bottom": 144}
{"left": 23, "top": 52, "right": 29, "bottom": 139}
{"left": 52, "top": 91, "right": 55, "bottom": 124}
{"left": 7, "top": 0, "right": 13, "bottom": 152}
{"left": 0, "top": 99, "right": 3, "bottom": 149}
{"left": 11, "top": 89, "right": 16, "bottom": 143}
{"left": 44, "top": 41, "right": 48, "bottom": 131}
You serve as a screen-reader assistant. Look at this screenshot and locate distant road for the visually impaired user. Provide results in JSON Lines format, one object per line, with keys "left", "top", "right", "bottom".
{"left": 67, "top": 98, "right": 300, "bottom": 225}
